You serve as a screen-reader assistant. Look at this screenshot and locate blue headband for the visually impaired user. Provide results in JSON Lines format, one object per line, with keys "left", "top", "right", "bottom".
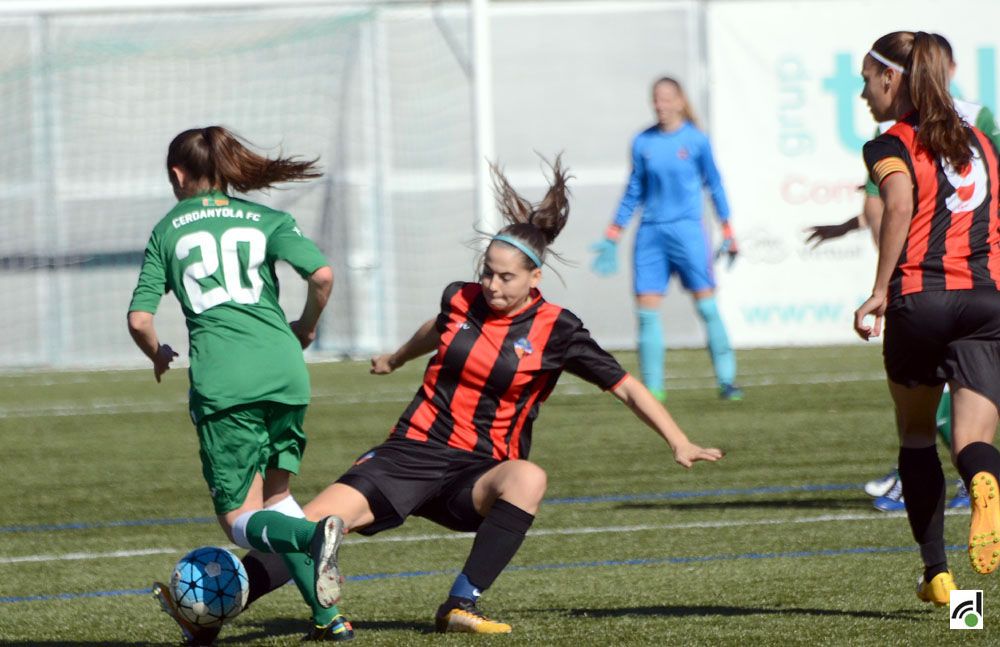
{"left": 491, "top": 234, "right": 543, "bottom": 268}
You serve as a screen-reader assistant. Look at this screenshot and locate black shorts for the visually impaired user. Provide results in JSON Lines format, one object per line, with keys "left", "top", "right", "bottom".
{"left": 335, "top": 437, "right": 499, "bottom": 536}
{"left": 884, "top": 290, "right": 1000, "bottom": 407}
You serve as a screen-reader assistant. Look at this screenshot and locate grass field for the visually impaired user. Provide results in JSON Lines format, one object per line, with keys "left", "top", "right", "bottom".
{"left": 2, "top": 346, "right": 998, "bottom": 645}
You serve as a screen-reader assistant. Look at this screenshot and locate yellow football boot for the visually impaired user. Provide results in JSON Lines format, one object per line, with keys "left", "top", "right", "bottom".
{"left": 969, "top": 472, "right": 1000, "bottom": 574}
{"left": 435, "top": 599, "right": 512, "bottom": 634}
{"left": 916, "top": 571, "right": 956, "bottom": 606}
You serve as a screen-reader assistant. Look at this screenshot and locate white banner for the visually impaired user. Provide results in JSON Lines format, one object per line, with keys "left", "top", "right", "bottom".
{"left": 707, "top": 0, "right": 1000, "bottom": 346}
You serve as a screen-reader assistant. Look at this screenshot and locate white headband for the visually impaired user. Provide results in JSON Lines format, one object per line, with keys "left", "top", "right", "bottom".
{"left": 869, "top": 49, "right": 906, "bottom": 74}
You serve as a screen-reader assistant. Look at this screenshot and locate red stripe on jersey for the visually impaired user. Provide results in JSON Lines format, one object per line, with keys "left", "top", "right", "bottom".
{"left": 402, "top": 285, "right": 474, "bottom": 442}
{"left": 973, "top": 129, "right": 1000, "bottom": 288}
{"left": 507, "top": 373, "right": 555, "bottom": 460}
{"left": 892, "top": 125, "right": 939, "bottom": 294}
{"left": 445, "top": 317, "right": 511, "bottom": 452}
{"left": 487, "top": 303, "right": 563, "bottom": 460}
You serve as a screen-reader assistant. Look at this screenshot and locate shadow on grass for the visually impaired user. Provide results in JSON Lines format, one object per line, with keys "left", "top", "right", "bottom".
{"left": 617, "top": 496, "right": 872, "bottom": 512}
{"left": 222, "top": 616, "right": 432, "bottom": 642}
{"left": 564, "top": 604, "right": 928, "bottom": 622}
{"left": 2, "top": 643, "right": 165, "bottom": 646}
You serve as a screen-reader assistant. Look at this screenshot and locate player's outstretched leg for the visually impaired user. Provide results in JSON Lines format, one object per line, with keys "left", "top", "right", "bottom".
{"left": 152, "top": 581, "right": 221, "bottom": 646}
{"left": 435, "top": 498, "right": 529, "bottom": 633}
{"left": 310, "top": 515, "right": 346, "bottom": 608}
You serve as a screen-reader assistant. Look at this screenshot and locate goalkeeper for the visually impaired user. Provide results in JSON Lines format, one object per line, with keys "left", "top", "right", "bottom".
{"left": 591, "top": 77, "right": 741, "bottom": 401}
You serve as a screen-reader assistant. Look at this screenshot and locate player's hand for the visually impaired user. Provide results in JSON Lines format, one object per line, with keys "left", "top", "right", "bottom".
{"left": 853, "top": 291, "right": 887, "bottom": 340}
{"left": 672, "top": 441, "right": 724, "bottom": 469}
{"left": 590, "top": 239, "right": 619, "bottom": 276}
{"left": 289, "top": 320, "right": 316, "bottom": 349}
{"left": 153, "top": 343, "right": 178, "bottom": 383}
{"left": 714, "top": 222, "right": 738, "bottom": 268}
{"left": 804, "top": 216, "right": 861, "bottom": 248}
{"left": 370, "top": 353, "right": 398, "bottom": 375}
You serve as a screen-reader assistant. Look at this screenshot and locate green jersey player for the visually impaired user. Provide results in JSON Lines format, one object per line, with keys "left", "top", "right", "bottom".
{"left": 128, "top": 126, "right": 351, "bottom": 644}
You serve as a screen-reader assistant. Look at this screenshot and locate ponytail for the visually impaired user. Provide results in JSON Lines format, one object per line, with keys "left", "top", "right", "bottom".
{"left": 167, "top": 126, "right": 321, "bottom": 195}
{"left": 487, "top": 154, "right": 572, "bottom": 269}
{"left": 909, "top": 32, "right": 971, "bottom": 169}
{"left": 869, "top": 31, "right": 971, "bottom": 170}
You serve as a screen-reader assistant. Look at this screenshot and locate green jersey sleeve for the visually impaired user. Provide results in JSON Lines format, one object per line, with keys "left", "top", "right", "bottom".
{"left": 863, "top": 124, "right": 881, "bottom": 197}
{"left": 267, "top": 215, "right": 328, "bottom": 278}
{"left": 975, "top": 105, "right": 1000, "bottom": 152}
{"left": 128, "top": 230, "right": 167, "bottom": 314}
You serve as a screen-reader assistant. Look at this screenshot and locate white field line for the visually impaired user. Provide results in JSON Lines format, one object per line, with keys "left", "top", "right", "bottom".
{"left": 0, "top": 508, "right": 966, "bottom": 565}
{"left": 0, "top": 371, "right": 885, "bottom": 419}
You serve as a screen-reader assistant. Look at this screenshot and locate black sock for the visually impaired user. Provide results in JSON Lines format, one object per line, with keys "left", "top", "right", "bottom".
{"left": 242, "top": 549, "right": 291, "bottom": 608}
{"left": 898, "top": 445, "right": 947, "bottom": 580}
{"left": 956, "top": 442, "right": 1000, "bottom": 490}
{"left": 461, "top": 499, "right": 535, "bottom": 592}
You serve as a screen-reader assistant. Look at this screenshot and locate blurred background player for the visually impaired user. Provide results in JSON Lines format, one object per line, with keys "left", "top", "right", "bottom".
{"left": 855, "top": 31, "right": 1000, "bottom": 603}
{"left": 807, "top": 34, "right": 999, "bottom": 512}
{"left": 127, "top": 126, "right": 350, "bottom": 644}
{"left": 591, "top": 77, "right": 741, "bottom": 402}
{"left": 290, "top": 157, "right": 723, "bottom": 634}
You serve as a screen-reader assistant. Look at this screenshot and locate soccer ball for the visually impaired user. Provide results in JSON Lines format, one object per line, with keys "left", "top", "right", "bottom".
{"left": 170, "top": 546, "right": 249, "bottom": 627}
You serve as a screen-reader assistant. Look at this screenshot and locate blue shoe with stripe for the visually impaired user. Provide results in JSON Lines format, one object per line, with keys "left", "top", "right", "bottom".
{"left": 873, "top": 478, "right": 905, "bottom": 512}
{"left": 305, "top": 614, "right": 355, "bottom": 642}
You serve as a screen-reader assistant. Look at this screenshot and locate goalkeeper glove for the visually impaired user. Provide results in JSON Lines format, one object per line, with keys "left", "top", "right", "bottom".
{"left": 590, "top": 225, "right": 622, "bottom": 276}
{"left": 715, "top": 222, "right": 738, "bottom": 268}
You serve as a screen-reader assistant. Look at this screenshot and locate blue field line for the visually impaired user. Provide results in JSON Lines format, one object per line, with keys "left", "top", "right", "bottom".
{"left": 0, "top": 543, "right": 964, "bottom": 605}
{"left": 0, "top": 483, "right": 862, "bottom": 535}
{"left": 543, "top": 483, "right": 859, "bottom": 505}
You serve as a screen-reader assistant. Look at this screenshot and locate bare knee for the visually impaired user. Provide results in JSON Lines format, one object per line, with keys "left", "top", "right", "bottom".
{"left": 497, "top": 461, "right": 548, "bottom": 512}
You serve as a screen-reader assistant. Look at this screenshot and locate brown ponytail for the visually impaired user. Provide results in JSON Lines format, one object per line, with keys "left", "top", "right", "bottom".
{"left": 488, "top": 155, "right": 572, "bottom": 268}
{"left": 870, "top": 31, "right": 971, "bottom": 170}
{"left": 167, "top": 126, "right": 321, "bottom": 195}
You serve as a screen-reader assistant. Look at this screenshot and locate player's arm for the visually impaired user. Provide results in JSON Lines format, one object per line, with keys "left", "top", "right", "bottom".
{"left": 591, "top": 137, "right": 645, "bottom": 275}
{"left": 290, "top": 265, "right": 333, "bottom": 349}
{"left": 268, "top": 215, "right": 334, "bottom": 349}
{"left": 371, "top": 318, "right": 440, "bottom": 374}
{"left": 854, "top": 138, "right": 912, "bottom": 340}
{"left": 561, "top": 317, "right": 722, "bottom": 468}
{"left": 127, "top": 231, "right": 177, "bottom": 382}
{"left": 611, "top": 375, "right": 724, "bottom": 468}
{"left": 697, "top": 136, "right": 738, "bottom": 263}
{"left": 127, "top": 311, "right": 178, "bottom": 383}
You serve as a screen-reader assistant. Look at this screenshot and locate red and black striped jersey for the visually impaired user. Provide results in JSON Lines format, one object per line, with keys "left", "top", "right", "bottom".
{"left": 392, "top": 282, "right": 629, "bottom": 461}
{"left": 863, "top": 113, "right": 1000, "bottom": 300}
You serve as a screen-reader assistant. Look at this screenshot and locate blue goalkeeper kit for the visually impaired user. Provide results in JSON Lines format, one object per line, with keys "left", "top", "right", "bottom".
{"left": 614, "top": 121, "right": 736, "bottom": 393}
{"left": 615, "top": 121, "right": 730, "bottom": 294}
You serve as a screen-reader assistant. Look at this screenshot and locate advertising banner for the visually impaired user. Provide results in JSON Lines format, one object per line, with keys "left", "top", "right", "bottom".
{"left": 708, "top": 0, "right": 1000, "bottom": 345}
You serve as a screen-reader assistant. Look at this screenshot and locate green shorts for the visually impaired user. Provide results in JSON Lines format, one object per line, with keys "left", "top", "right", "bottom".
{"left": 197, "top": 401, "right": 307, "bottom": 515}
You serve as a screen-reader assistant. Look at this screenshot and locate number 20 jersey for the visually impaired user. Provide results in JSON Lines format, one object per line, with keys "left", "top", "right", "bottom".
{"left": 129, "top": 190, "right": 329, "bottom": 422}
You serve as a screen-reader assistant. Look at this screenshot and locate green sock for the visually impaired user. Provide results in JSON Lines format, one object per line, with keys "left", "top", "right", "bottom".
{"left": 936, "top": 389, "right": 952, "bottom": 447}
{"left": 282, "top": 551, "right": 340, "bottom": 626}
{"left": 244, "top": 510, "right": 317, "bottom": 553}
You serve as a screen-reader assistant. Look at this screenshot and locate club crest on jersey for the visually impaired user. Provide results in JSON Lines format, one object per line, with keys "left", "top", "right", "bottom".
{"left": 514, "top": 337, "right": 533, "bottom": 359}
{"left": 202, "top": 197, "right": 230, "bottom": 206}
{"left": 354, "top": 451, "right": 376, "bottom": 466}
{"left": 676, "top": 147, "right": 689, "bottom": 160}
